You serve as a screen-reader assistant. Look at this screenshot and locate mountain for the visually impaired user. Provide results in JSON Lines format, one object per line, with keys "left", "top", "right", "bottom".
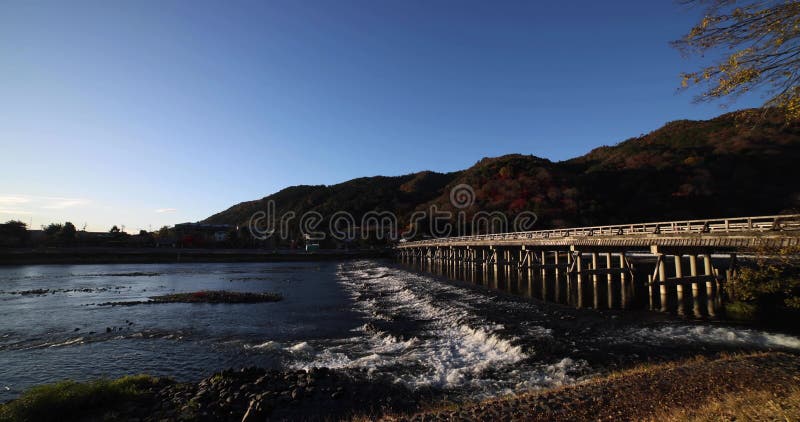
{"left": 204, "top": 109, "right": 800, "bottom": 237}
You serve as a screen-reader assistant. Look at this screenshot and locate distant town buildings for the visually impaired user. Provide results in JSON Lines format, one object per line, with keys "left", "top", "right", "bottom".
{"left": 173, "top": 223, "right": 234, "bottom": 247}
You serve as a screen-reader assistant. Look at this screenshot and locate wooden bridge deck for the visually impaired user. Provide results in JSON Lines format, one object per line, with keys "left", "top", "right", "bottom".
{"left": 396, "top": 214, "right": 800, "bottom": 251}
{"left": 394, "top": 214, "right": 800, "bottom": 314}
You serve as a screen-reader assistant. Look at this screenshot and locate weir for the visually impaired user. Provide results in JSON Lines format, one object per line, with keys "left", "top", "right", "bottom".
{"left": 395, "top": 214, "right": 800, "bottom": 316}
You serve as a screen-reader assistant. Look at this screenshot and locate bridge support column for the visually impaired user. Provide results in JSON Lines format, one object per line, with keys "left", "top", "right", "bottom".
{"left": 704, "top": 254, "right": 716, "bottom": 317}
{"left": 475, "top": 248, "right": 486, "bottom": 284}
{"left": 565, "top": 252, "right": 572, "bottom": 306}
{"left": 606, "top": 253, "right": 614, "bottom": 309}
{"left": 620, "top": 253, "right": 629, "bottom": 309}
{"left": 442, "top": 247, "right": 451, "bottom": 277}
{"left": 456, "top": 247, "right": 462, "bottom": 278}
{"left": 461, "top": 248, "right": 468, "bottom": 279}
{"left": 537, "top": 250, "right": 546, "bottom": 300}
{"left": 470, "top": 248, "right": 477, "bottom": 283}
{"left": 456, "top": 248, "right": 462, "bottom": 278}
{"left": 520, "top": 247, "right": 531, "bottom": 297}
{"left": 461, "top": 248, "right": 466, "bottom": 278}
{"left": 554, "top": 251, "right": 561, "bottom": 303}
{"left": 469, "top": 248, "right": 478, "bottom": 283}
{"left": 689, "top": 255, "right": 702, "bottom": 317}
{"left": 651, "top": 251, "right": 668, "bottom": 312}
{"left": 675, "top": 255, "right": 685, "bottom": 316}
{"left": 591, "top": 252, "right": 600, "bottom": 309}
{"left": 463, "top": 248, "right": 469, "bottom": 281}
{"left": 505, "top": 247, "right": 515, "bottom": 288}
{"left": 447, "top": 247, "right": 453, "bottom": 276}
{"left": 524, "top": 249, "right": 534, "bottom": 298}
{"left": 454, "top": 248, "right": 460, "bottom": 279}
{"left": 576, "top": 251, "right": 584, "bottom": 309}
{"left": 490, "top": 247, "right": 499, "bottom": 289}
{"left": 660, "top": 255, "right": 668, "bottom": 312}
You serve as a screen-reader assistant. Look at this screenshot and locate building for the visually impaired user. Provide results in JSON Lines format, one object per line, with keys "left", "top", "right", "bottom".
{"left": 173, "top": 223, "right": 234, "bottom": 247}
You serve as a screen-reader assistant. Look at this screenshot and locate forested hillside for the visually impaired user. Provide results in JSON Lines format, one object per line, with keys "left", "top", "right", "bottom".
{"left": 204, "top": 109, "right": 800, "bottom": 236}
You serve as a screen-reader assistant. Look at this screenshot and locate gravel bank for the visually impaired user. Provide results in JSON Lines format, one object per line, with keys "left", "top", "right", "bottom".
{"left": 387, "top": 351, "right": 800, "bottom": 421}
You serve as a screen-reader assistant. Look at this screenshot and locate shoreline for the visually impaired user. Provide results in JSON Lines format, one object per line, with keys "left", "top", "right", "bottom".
{"left": 2, "top": 352, "right": 798, "bottom": 421}
{"left": 0, "top": 247, "right": 390, "bottom": 266}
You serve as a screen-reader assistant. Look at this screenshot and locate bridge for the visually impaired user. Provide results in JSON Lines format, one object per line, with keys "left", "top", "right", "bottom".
{"left": 395, "top": 214, "right": 800, "bottom": 316}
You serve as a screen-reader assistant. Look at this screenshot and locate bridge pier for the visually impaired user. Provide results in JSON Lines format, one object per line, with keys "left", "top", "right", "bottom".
{"left": 688, "top": 255, "right": 699, "bottom": 317}
{"left": 606, "top": 253, "right": 614, "bottom": 309}
{"left": 658, "top": 254, "right": 668, "bottom": 312}
{"left": 704, "top": 254, "right": 717, "bottom": 317}
{"left": 436, "top": 245, "right": 642, "bottom": 311}
{"left": 396, "top": 214, "right": 800, "bottom": 316}
{"left": 565, "top": 251, "right": 574, "bottom": 306}
{"left": 505, "top": 248, "right": 514, "bottom": 287}
{"left": 620, "top": 253, "right": 630, "bottom": 309}
{"left": 523, "top": 246, "right": 541, "bottom": 297}
{"left": 573, "top": 252, "right": 585, "bottom": 308}
{"left": 488, "top": 246, "right": 497, "bottom": 289}
{"left": 590, "top": 252, "right": 599, "bottom": 309}
{"left": 675, "top": 255, "right": 685, "bottom": 316}
{"left": 554, "top": 251, "right": 562, "bottom": 303}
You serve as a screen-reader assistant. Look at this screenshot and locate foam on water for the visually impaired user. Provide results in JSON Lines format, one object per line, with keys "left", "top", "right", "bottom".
{"left": 246, "top": 340, "right": 282, "bottom": 350}
{"left": 46, "top": 337, "right": 85, "bottom": 348}
{"left": 626, "top": 325, "right": 800, "bottom": 349}
{"left": 288, "top": 261, "right": 582, "bottom": 396}
{"left": 237, "top": 260, "right": 800, "bottom": 400}
{"left": 288, "top": 342, "right": 314, "bottom": 353}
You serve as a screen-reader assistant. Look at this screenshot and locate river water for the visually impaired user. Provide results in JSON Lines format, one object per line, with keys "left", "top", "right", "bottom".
{"left": 1, "top": 259, "right": 799, "bottom": 403}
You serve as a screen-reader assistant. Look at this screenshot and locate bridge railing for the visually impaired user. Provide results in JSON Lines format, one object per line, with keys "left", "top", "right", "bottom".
{"left": 400, "top": 214, "right": 800, "bottom": 246}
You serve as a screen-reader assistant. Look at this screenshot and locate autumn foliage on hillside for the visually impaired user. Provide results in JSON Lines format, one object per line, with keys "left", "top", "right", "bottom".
{"left": 204, "top": 109, "right": 800, "bottom": 237}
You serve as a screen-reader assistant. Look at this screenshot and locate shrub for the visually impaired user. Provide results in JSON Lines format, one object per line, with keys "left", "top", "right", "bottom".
{"left": 731, "top": 246, "right": 800, "bottom": 313}
{"left": 725, "top": 301, "right": 758, "bottom": 321}
{"left": 0, "top": 375, "right": 161, "bottom": 422}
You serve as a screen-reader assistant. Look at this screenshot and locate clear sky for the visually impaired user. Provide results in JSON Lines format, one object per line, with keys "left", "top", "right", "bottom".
{"left": 0, "top": 0, "right": 767, "bottom": 232}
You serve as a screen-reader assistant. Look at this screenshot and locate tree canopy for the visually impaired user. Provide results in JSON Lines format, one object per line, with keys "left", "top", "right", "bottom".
{"left": 61, "top": 222, "right": 76, "bottom": 240}
{"left": 0, "top": 220, "right": 28, "bottom": 238}
{"left": 43, "top": 223, "right": 63, "bottom": 237}
{"left": 676, "top": 0, "right": 800, "bottom": 119}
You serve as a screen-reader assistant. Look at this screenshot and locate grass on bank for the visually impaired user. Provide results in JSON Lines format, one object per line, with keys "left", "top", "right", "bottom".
{"left": 651, "top": 386, "right": 800, "bottom": 421}
{"left": 0, "top": 375, "right": 162, "bottom": 422}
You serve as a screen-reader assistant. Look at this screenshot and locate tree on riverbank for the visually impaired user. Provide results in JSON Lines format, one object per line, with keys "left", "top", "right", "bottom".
{"left": 41, "top": 222, "right": 77, "bottom": 243}
{"left": 42, "top": 223, "right": 62, "bottom": 238}
{"left": 676, "top": 1, "right": 800, "bottom": 119}
{"left": 61, "top": 222, "right": 76, "bottom": 241}
{"left": 728, "top": 245, "right": 800, "bottom": 320}
{"left": 0, "top": 220, "right": 28, "bottom": 247}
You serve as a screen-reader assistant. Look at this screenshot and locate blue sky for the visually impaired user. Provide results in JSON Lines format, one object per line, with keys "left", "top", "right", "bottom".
{"left": 0, "top": 1, "right": 766, "bottom": 232}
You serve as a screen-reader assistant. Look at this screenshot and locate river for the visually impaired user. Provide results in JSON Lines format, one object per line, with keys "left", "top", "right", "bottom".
{"left": 1, "top": 259, "right": 799, "bottom": 403}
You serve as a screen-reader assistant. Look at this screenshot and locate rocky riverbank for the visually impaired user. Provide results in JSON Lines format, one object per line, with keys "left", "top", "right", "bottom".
{"left": 386, "top": 351, "right": 800, "bottom": 421}
{"left": 0, "top": 366, "right": 432, "bottom": 422}
{"left": 3, "top": 352, "right": 799, "bottom": 421}
{"left": 156, "top": 367, "right": 431, "bottom": 421}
